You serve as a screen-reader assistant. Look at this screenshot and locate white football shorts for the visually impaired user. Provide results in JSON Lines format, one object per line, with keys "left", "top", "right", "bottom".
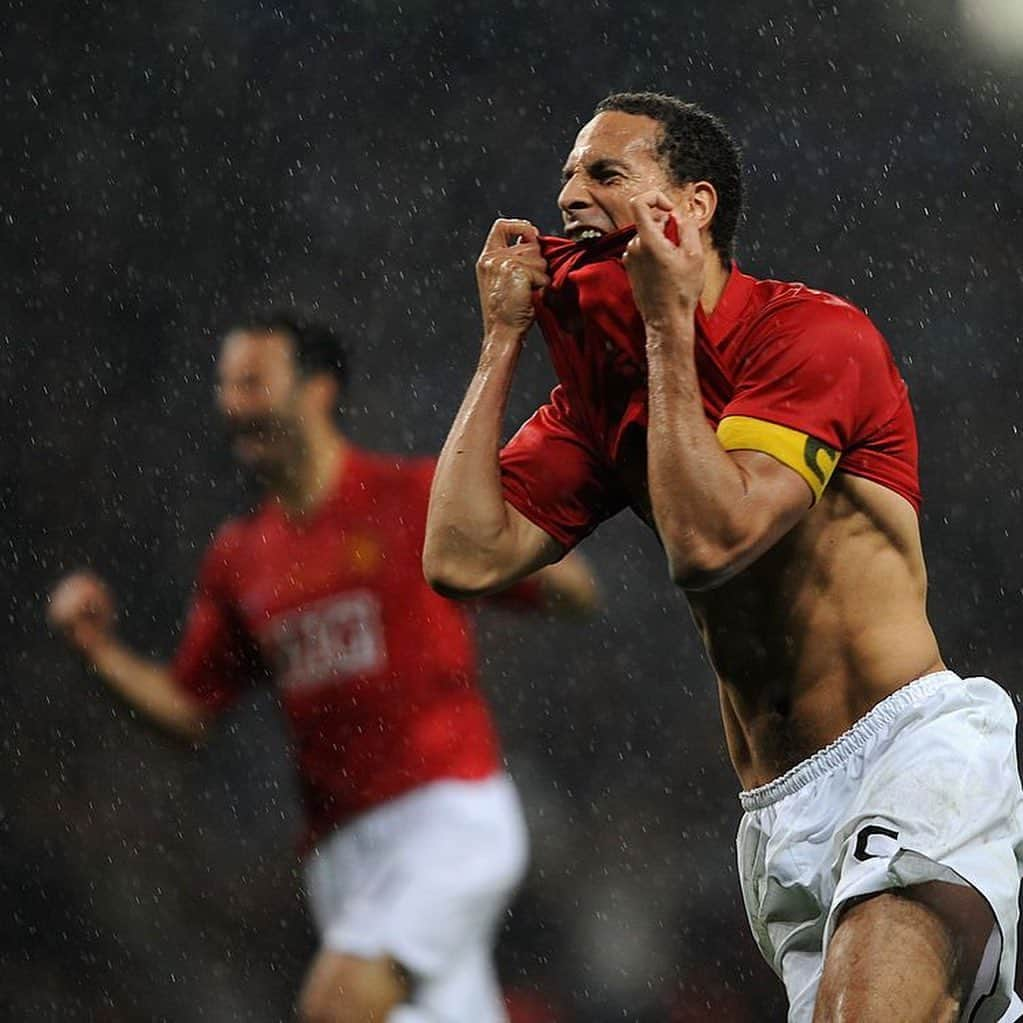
{"left": 737, "top": 670, "right": 1023, "bottom": 1022}
{"left": 304, "top": 772, "right": 529, "bottom": 1023}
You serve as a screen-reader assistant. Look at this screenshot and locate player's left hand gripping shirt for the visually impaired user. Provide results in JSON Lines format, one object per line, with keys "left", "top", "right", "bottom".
{"left": 500, "top": 227, "right": 920, "bottom": 550}
{"left": 172, "top": 449, "right": 507, "bottom": 853}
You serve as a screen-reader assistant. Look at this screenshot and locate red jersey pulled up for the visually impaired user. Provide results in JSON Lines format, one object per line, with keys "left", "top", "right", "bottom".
{"left": 500, "top": 227, "right": 920, "bottom": 550}
{"left": 172, "top": 448, "right": 506, "bottom": 853}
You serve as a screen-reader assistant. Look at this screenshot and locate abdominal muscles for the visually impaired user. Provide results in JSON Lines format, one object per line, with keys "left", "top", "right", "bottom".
{"left": 689, "top": 473, "right": 943, "bottom": 787}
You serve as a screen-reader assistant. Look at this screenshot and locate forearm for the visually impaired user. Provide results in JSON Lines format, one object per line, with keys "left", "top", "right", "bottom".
{"left": 87, "top": 638, "right": 208, "bottom": 742}
{"left": 425, "top": 329, "right": 545, "bottom": 594}
{"left": 645, "top": 315, "right": 764, "bottom": 586}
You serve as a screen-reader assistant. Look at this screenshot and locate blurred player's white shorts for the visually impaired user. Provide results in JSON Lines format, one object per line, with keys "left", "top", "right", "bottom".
{"left": 304, "top": 772, "right": 528, "bottom": 1023}
{"left": 737, "top": 670, "right": 1023, "bottom": 1022}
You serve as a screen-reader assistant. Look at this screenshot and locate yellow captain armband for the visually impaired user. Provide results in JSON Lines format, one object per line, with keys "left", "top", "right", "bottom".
{"left": 716, "top": 415, "right": 840, "bottom": 503}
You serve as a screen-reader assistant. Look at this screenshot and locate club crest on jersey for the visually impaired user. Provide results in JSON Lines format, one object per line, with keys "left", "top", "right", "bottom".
{"left": 346, "top": 534, "right": 383, "bottom": 574}
{"left": 266, "top": 590, "right": 387, "bottom": 691}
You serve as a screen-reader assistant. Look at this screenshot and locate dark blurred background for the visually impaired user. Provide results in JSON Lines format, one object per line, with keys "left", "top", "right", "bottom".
{"left": 3, "top": 0, "right": 1021, "bottom": 1019}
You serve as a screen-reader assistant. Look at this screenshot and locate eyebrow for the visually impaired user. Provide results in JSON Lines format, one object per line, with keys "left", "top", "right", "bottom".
{"left": 560, "top": 156, "right": 629, "bottom": 183}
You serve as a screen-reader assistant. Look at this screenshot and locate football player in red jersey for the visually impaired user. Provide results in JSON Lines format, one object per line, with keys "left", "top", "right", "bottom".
{"left": 48, "top": 313, "right": 599, "bottom": 1023}
{"left": 424, "top": 93, "right": 1023, "bottom": 1022}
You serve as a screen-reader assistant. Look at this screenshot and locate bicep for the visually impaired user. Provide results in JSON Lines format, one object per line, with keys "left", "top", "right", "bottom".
{"left": 665, "top": 449, "right": 812, "bottom": 590}
{"left": 730, "top": 449, "right": 814, "bottom": 536}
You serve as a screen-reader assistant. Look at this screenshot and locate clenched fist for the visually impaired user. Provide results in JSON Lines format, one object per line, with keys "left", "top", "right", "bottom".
{"left": 476, "top": 219, "right": 550, "bottom": 338}
{"left": 622, "top": 190, "right": 705, "bottom": 328}
{"left": 48, "top": 571, "right": 117, "bottom": 657}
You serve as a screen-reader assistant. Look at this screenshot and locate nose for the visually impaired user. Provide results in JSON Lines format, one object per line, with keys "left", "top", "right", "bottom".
{"left": 558, "top": 172, "right": 592, "bottom": 217}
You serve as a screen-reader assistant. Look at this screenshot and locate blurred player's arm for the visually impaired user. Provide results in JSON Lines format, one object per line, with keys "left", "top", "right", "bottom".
{"left": 624, "top": 193, "right": 810, "bottom": 591}
{"left": 425, "top": 218, "right": 562, "bottom": 598}
{"left": 530, "top": 551, "right": 601, "bottom": 618}
{"left": 490, "top": 549, "right": 601, "bottom": 619}
{"left": 47, "top": 571, "right": 210, "bottom": 743}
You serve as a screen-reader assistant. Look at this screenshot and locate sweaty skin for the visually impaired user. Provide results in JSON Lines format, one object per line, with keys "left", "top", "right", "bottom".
{"left": 681, "top": 473, "right": 942, "bottom": 788}
{"left": 424, "top": 106, "right": 983, "bottom": 1023}
{"left": 425, "top": 110, "right": 944, "bottom": 792}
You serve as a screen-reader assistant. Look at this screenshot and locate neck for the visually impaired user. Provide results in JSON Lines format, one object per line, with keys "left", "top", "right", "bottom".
{"left": 699, "top": 253, "right": 731, "bottom": 317}
{"left": 272, "top": 429, "right": 348, "bottom": 516}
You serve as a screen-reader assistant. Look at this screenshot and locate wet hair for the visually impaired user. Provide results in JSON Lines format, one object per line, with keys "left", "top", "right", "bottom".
{"left": 594, "top": 92, "right": 744, "bottom": 261}
{"left": 232, "top": 310, "right": 348, "bottom": 386}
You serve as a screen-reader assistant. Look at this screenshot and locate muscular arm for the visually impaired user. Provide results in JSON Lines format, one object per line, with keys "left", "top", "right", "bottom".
{"left": 48, "top": 572, "right": 210, "bottom": 743}
{"left": 424, "top": 331, "right": 560, "bottom": 597}
{"left": 625, "top": 194, "right": 810, "bottom": 590}
{"left": 646, "top": 325, "right": 809, "bottom": 589}
{"left": 424, "top": 219, "right": 562, "bottom": 597}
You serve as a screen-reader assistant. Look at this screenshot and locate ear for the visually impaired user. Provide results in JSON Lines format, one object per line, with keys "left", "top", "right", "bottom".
{"left": 687, "top": 180, "right": 718, "bottom": 235}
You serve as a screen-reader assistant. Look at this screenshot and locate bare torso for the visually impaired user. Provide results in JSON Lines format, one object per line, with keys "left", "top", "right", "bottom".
{"left": 687, "top": 473, "right": 943, "bottom": 789}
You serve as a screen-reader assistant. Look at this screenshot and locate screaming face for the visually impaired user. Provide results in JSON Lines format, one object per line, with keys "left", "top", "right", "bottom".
{"left": 558, "top": 110, "right": 688, "bottom": 242}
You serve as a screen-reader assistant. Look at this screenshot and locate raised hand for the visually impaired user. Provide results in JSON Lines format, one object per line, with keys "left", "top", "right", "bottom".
{"left": 622, "top": 191, "right": 705, "bottom": 328}
{"left": 476, "top": 219, "right": 550, "bottom": 338}
{"left": 47, "top": 570, "right": 117, "bottom": 658}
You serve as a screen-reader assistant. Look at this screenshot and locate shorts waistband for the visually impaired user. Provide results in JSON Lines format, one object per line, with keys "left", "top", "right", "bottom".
{"left": 739, "top": 670, "right": 959, "bottom": 812}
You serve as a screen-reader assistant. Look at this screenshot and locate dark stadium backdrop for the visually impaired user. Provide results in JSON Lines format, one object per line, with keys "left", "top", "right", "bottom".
{"left": 4, "top": 1, "right": 1021, "bottom": 1019}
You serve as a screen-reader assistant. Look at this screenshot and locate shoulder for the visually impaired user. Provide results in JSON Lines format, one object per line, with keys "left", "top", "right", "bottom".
{"left": 208, "top": 514, "right": 255, "bottom": 558}
{"left": 736, "top": 278, "right": 896, "bottom": 378}
{"left": 746, "top": 278, "right": 889, "bottom": 359}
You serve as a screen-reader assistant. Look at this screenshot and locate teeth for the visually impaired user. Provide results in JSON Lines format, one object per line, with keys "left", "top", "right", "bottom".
{"left": 578, "top": 229, "right": 602, "bottom": 241}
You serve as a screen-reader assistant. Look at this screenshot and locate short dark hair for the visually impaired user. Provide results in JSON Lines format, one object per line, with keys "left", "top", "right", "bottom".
{"left": 594, "top": 92, "right": 744, "bottom": 261}
{"left": 233, "top": 310, "right": 348, "bottom": 386}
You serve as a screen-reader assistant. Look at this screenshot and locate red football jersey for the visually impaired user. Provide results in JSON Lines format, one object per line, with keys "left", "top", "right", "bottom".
{"left": 500, "top": 227, "right": 920, "bottom": 550}
{"left": 172, "top": 448, "right": 509, "bottom": 853}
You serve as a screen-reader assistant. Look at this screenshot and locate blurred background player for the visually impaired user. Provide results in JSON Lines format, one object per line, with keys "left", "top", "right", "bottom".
{"left": 48, "top": 312, "right": 599, "bottom": 1023}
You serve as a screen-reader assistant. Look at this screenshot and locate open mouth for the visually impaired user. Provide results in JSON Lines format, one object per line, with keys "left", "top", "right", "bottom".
{"left": 566, "top": 226, "right": 605, "bottom": 243}
{"left": 231, "top": 416, "right": 283, "bottom": 440}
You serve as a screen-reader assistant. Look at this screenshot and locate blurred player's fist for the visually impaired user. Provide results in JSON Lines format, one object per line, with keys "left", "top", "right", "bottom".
{"left": 47, "top": 571, "right": 116, "bottom": 655}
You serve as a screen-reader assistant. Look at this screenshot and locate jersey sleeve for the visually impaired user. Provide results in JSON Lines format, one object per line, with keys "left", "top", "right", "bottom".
{"left": 500, "top": 385, "right": 626, "bottom": 551}
{"left": 716, "top": 297, "right": 905, "bottom": 503}
{"left": 171, "top": 528, "right": 263, "bottom": 713}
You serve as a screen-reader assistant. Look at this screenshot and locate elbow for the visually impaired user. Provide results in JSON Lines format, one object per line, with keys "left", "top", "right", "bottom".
{"left": 424, "top": 565, "right": 491, "bottom": 602}
{"left": 662, "top": 534, "right": 742, "bottom": 593}
{"left": 667, "top": 553, "right": 736, "bottom": 592}
{"left": 422, "top": 538, "right": 499, "bottom": 601}
{"left": 668, "top": 564, "right": 731, "bottom": 592}
{"left": 654, "top": 503, "right": 758, "bottom": 591}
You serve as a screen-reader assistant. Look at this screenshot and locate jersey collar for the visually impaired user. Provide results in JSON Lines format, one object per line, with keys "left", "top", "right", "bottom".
{"left": 695, "top": 264, "right": 756, "bottom": 346}
{"left": 538, "top": 228, "right": 755, "bottom": 347}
